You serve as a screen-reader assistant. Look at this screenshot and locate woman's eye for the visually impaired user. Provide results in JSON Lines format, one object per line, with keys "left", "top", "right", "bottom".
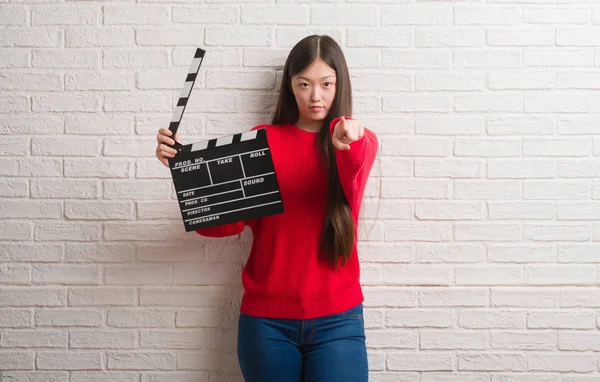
{"left": 324, "top": 82, "right": 334, "bottom": 87}
{"left": 300, "top": 83, "right": 309, "bottom": 88}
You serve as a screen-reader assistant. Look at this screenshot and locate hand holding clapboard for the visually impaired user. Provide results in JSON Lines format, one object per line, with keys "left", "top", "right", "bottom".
{"left": 156, "top": 49, "right": 284, "bottom": 232}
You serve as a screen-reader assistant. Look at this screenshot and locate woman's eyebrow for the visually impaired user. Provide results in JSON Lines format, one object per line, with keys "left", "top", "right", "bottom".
{"left": 296, "top": 75, "right": 336, "bottom": 81}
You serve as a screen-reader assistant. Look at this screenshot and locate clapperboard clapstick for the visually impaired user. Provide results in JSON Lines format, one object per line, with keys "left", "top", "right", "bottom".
{"left": 167, "top": 48, "right": 285, "bottom": 232}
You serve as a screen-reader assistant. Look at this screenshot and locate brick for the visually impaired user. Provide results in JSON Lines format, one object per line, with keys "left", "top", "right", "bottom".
{"left": 487, "top": 116, "right": 554, "bottom": 135}
{"left": 454, "top": 139, "right": 521, "bottom": 157}
{"left": 32, "top": 179, "right": 98, "bottom": 199}
{"left": 32, "top": 264, "right": 100, "bottom": 285}
{"left": 174, "top": 6, "right": 237, "bottom": 24}
{"left": 416, "top": 28, "right": 485, "bottom": 47}
{"left": 385, "top": 222, "right": 452, "bottom": 242}
{"left": 418, "top": 115, "right": 485, "bottom": 135}
{"left": 348, "top": 29, "right": 412, "bottom": 47}
{"left": 107, "top": 352, "right": 175, "bottom": 370}
{"left": 421, "top": 331, "right": 488, "bottom": 350}
{"left": 528, "top": 311, "right": 595, "bottom": 329}
{"left": 382, "top": 5, "right": 452, "bottom": 26}
{"left": 0, "top": 265, "right": 30, "bottom": 285}
{"left": 524, "top": 224, "right": 591, "bottom": 242}
{"left": 489, "top": 202, "right": 555, "bottom": 220}
{"left": 456, "top": 266, "right": 523, "bottom": 285}
{"left": 0, "top": 73, "right": 62, "bottom": 91}
{"left": 0, "top": 200, "right": 62, "bottom": 219}
{"left": 173, "top": 263, "right": 240, "bottom": 285}
{"left": 0, "top": 371, "right": 68, "bottom": 382}
{"left": 489, "top": 28, "right": 554, "bottom": 46}
{"left": 388, "top": 352, "right": 453, "bottom": 371}
{"left": 139, "top": 286, "right": 235, "bottom": 308}
{"left": 528, "top": 353, "right": 595, "bottom": 372}
{"left": 382, "top": 265, "right": 451, "bottom": 285}
{"left": 104, "top": 5, "right": 169, "bottom": 25}
{"left": 1, "top": 244, "right": 63, "bottom": 262}
{"left": 37, "top": 351, "right": 102, "bottom": 370}
{"left": 36, "top": 308, "right": 103, "bottom": 327}
{"left": 32, "top": 5, "right": 99, "bottom": 25}
{"left": 0, "top": 287, "right": 66, "bottom": 307}
{"left": 104, "top": 264, "right": 172, "bottom": 285}
{"left": 136, "top": 27, "right": 204, "bottom": 46}
{"left": 65, "top": 72, "right": 133, "bottom": 91}
{"left": 0, "top": 309, "right": 33, "bottom": 328}
{"left": 488, "top": 69, "right": 554, "bottom": 89}
{"left": 65, "top": 201, "right": 133, "bottom": 220}
{"left": 34, "top": 222, "right": 101, "bottom": 241}
{"left": 103, "top": 180, "right": 171, "bottom": 200}
{"left": 454, "top": 49, "right": 521, "bottom": 68}
{"left": 416, "top": 72, "right": 486, "bottom": 91}
{"left": 414, "top": 159, "right": 481, "bottom": 178}
{"left": 1, "top": 330, "right": 67, "bottom": 348}
{"left": 458, "top": 310, "right": 525, "bottom": 329}
{"left": 68, "top": 287, "right": 136, "bottom": 306}
{"left": 557, "top": 28, "right": 600, "bottom": 46}
{"left": 0, "top": 351, "right": 35, "bottom": 370}
{"left": 524, "top": 6, "right": 590, "bottom": 24}
{"left": 32, "top": 136, "right": 101, "bottom": 156}
{"left": 457, "top": 353, "right": 526, "bottom": 372}
{"left": 525, "top": 180, "right": 589, "bottom": 199}
{"left": 276, "top": 28, "right": 343, "bottom": 47}
{"left": 66, "top": 27, "right": 134, "bottom": 47}
{"left": 70, "top": 330, "right": 136, "bottom": 349}
{"left": 455, "top": 5, "right": 520, "bottom": 25}
{"left": 311, "top": 5, "right": 377, "bottom": 25}
{"left": 108, "top": 308, "right": 175, "bottom": 328}
{"left": 33, "top": 49, "right": 99, "bottom": 69}
{"left": 70, "top": 373, "right": 137, "bottom": 382}
{"left": 65, "top": 158, "right": 131, "bottom": 178}
{"left": 103, "top": 49, "right": 169, "bottom": 68}
{"left": 415, "top": 202, "right": 484, "bottom": 220}
{"left": 523, "top": 138, "right": 591, "bottom": 156}
{"left": 0, "top": 28, "right": 62, "bottom": 47}
{"left": 0, "top": 96, "right": 29, "bottom": 113}
{"left": 383, "top": 94, "right": 452, "bottom": 112}
{"left": 206, "top": 27, "right": 271, "bottom": 46}
{"left": 103, "top": 92, "right": 172, "bottom": 112}
{"left": 455, "top": 94, "right": 522, "bottom": 112}
{"left": 206, "top": 70, "right": 276, "bottom": 90}
{"left": 524, "top": 48, "right": 592, "bottom": 67}
{"left": 32, "top": 94, "right": 99, "bottom": 112}
{"left": 416, "top": 243, "right": 485, "bottom": 263}
{"left": 0, "top": 5, "right": 27, "bottom": 25}
{"left": 0, "top": 221, "right": 33, "bottom": 240}
{"left": 0, "top": 136, "right": 29, "bottom": 156}
{"left": 352, "top": 72, "right": 412, "bottom": 92}
{"left": 382, "top": 179, "right": 450, "bottom": 199}
{"left": 0, "top": 48, "right": 29, "bottom": 68}
{"left": 66, "top": 243, "right": 135, "bottom": 263}
{"left": 66, "top": 114, "right": 134, "bottom": 135}
{"left": 104, "top": 223, "right": 178, "bottom": 242}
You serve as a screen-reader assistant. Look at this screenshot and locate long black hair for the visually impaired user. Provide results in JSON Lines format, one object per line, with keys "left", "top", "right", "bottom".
{"left": 272, "top": 35, "right": 354, "bottom": 268}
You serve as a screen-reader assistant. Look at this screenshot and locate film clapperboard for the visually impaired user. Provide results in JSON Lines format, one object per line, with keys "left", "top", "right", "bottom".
{"left": 167, "top": 48, "right": 285, "bottom": 232}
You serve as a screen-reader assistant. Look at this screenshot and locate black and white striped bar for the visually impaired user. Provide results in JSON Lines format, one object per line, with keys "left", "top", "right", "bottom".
{"left": 168, "top": 128, "right": 284, "bottom": 231}
{"left": 169, "top": 48, "right": 205, "bottom": 142}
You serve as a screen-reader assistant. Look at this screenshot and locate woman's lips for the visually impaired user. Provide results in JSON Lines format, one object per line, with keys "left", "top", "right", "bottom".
{"left": 310, "top": 106, "right": 323, "bottom": 111}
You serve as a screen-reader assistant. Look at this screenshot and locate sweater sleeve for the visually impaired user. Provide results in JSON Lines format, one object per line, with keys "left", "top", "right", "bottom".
{"left": 330, "top": 116, "right": 379, "bottom": 214}
{"left": 195, "top": 221, "right": 246, "bottom": 238}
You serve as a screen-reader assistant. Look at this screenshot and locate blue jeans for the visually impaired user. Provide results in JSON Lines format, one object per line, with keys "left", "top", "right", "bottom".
{"left": 237, "top": 303, "right": 368, "bottom": 382}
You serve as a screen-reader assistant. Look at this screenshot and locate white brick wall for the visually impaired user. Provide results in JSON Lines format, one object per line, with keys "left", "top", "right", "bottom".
{"left": 1, "top": 0, "right": 600, "bottom": 380}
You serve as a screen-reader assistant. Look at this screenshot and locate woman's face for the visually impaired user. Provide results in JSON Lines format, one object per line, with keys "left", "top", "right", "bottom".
{"left": 291, "top": 58, "right": 337, "bottom": 127}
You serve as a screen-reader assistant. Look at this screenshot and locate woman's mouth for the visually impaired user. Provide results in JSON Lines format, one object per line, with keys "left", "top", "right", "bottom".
{"left": 310, "top": 106, "right": 324, "bottom": 112}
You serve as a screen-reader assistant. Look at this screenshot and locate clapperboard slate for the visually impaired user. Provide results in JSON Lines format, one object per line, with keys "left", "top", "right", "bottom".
{"left": 167, "top": 48, "right": 284, "bottom": 232}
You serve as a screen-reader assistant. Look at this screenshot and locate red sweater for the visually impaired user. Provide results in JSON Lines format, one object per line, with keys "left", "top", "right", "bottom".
{"left": 196, "top": 118, "right": 378, "bottom": 319}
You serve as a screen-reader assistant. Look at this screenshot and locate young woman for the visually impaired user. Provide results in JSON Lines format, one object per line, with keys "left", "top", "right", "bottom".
{"left": 156, "top": 35, "right": 378, "bottom": 382}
